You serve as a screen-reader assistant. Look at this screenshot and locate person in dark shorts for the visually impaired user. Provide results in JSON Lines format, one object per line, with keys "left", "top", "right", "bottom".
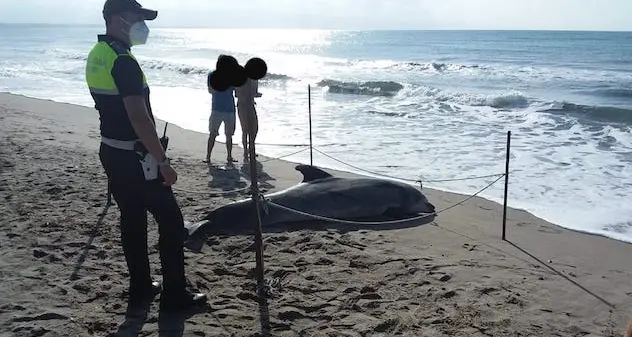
{"left": 85, "top": 0, "right": 207, "bottom": 312}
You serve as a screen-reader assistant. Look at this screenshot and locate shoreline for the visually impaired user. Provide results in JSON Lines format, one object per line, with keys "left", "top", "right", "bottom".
{"left": 2, "top": 92, "right": 632, "bottom": 335}
{"left": 4, "top": 90, "right": 629, "bottom": 246}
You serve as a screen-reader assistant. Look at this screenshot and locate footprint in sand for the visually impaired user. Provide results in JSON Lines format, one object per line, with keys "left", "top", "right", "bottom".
{"left": 507, "top": 295, "right": 525, "bottom": 307}
{"left": 485, "top": 250, "right": 507, "bottom": 258}
{"left": 293, "top": 257, "right": 309, "bottom": 267}
{"left": 62, "top": 251, "right": 77, "bottom": 259}
{"left": 441, "top": 290, "right": 458, "bottom": 299}
{"left": 0, "top": 303, "right": 26, "bottom": 313}
{"left": 349, "top": 259, "right": 371, "bottom": 269}
{"left": 436, "top": 274, "right": 452, "bottom": 282}
{"left": 374, "top": 318, "right": 402, "bottom": 333}
{"left": 266, "top": 235, "right": 290, "bottom": 245}
{"left": 324, "top": 246, "right": 347, "bottom": 256}
{"left": 462, "top": 243, "right": 478, "bottom": 251}
{"left": 11, "top": 326, "right": 53, "bottom": 336}
{"left": 12, "top": 312, "right": 71, "bottom": 323}
{"left": 478, "top": 286, "right": 499, "bottom": 296}
{"left": 538, "top": 225, "right": 562, "bottom": 234}
{"left": 294, "top": 235, "right": 312, "bottom": 246}
{"left": 306, "top": 241, "right": 324, "bottom": 250}
{"left": 33, "top": 249, "right": 48, "bottom": 258}
{"left": 279, "top": 247, "right": 297, "bottom": 254}
{"left": 278, "top": 307, "right": 308, "bottom": 321}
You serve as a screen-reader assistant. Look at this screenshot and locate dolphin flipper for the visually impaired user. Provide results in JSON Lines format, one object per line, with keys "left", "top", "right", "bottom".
{"left": 295, "top": 164, "right": 333, "bottom": 182}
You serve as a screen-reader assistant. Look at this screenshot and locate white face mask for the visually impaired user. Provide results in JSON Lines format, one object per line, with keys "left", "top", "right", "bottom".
{"left": 121, "top": 18, "right": 150, "bottom": 46}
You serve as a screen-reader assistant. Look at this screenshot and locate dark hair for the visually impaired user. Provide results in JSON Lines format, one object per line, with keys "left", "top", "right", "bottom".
{"left": 216, "top": 54, "right": 239, "bottom": 70}
{"left": 244, "top": 57, "right": 267, "bottom": 80}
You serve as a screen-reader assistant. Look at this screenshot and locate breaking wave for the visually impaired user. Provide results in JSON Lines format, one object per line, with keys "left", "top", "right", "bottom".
{"left": 37, "top": 47, "right": 632, "bottom": 127}
{"left": 313, "top": 79, "right": 632, "bottom": 127}
{"left": 403, "top": 86, "right": 531, "bottom": 109}
{"left": 410, "top": 86, "right": 632, "bottom": 125}
{"left": 586, "top": 88, "right": 632, "bottom": 99}
{"left": 538, "top": 102, "right": 632, "bottom": 125}
{"left": 52, "top": 50, "right": 290, "bottom": 81}
{"left": 316, "top": 79, "right": 531, "bottom": 107}
{"left": 392, "top": 61, "right": 485, "bottom": 72}
{"left": 140, "top": 60, "right": 290, "bottom": 81}
{"left": 317, "top": 79, "right": 404, "bottom": 97}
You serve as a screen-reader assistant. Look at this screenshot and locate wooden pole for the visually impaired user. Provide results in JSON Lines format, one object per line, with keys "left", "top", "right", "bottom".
{"left": 308, "top": 84, "right": 313, "bottom": 166}
{"left": 502, "top": 130, "right": 511, "bottom": 241}
{"left": 246, "top": 102, "right": 265, "bottom": 291}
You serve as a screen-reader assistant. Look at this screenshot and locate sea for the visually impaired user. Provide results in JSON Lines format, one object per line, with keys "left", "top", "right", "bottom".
{"left": 1, "top": 24, "right": 631, "bottom": 244}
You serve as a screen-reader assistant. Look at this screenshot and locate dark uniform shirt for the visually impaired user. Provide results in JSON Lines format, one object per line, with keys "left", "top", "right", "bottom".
{"left": 90, "top": 34, "right": 155, "bottom": 141}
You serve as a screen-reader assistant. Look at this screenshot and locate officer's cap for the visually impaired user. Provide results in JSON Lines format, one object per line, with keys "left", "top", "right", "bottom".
{"left": 103, "top": 0, "right": 158, "bottom": 21}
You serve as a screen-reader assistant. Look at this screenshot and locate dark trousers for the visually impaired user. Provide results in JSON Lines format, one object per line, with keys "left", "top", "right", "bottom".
{"left": 99, "top": 143, "right": 186, "bottom": 296}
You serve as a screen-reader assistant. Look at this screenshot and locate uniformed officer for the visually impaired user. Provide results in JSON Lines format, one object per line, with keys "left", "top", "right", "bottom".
{"left": 85, "top": 0, "right": 207, "bottom": 311}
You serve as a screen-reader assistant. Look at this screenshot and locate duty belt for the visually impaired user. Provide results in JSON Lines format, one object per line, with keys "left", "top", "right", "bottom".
{"left": 100, "top": 136, "right": 138, "bottom": 151}
{"left": 101, "top": 136, "right": 158, "bottom": 181}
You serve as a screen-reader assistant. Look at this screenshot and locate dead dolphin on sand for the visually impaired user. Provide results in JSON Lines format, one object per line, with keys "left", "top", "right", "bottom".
{"left": 184, "top": 164, "right": 436, "bottom": 245}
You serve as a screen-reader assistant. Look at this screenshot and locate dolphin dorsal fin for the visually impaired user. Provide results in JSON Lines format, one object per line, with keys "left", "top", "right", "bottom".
{"left": 295, "top": 164, "right": 333, "bottom": 182}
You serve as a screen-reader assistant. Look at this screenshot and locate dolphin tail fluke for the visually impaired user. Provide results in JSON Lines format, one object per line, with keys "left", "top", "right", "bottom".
{"left": 295, "top": 164, "right": 333, "bottom": 182}
{"left": 184, "top": 220, "right": 209, "bottom": 236}
{"left": 183, "top": 220, "right": 210, "bottom": 253}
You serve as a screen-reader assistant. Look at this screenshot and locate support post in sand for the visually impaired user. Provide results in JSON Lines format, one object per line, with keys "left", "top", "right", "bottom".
{"left": 308, "top": 84, "right": 313, "bottom": 166}
{"left": 246, "top": 107, "right": 266, "bottom": 292}
{"left": 502, "top": 130, "right": 511, "bottom": 241}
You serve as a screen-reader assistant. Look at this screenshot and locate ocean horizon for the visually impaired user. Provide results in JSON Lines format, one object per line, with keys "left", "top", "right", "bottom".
{"left": 1, "top": 24, "right": 631, "bottom": 244}
{"left": 2, "top": 22, "right": 632, "bottom": 32}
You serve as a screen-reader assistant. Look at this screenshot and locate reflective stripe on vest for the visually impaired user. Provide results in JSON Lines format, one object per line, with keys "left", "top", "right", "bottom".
{"left": 85, "top": 41, "right": 148, "bottom": 96}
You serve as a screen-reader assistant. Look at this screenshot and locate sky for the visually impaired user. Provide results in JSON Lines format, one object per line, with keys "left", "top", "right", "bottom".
{"left": 0, "top": 0, "right": 631, "bottom": 31}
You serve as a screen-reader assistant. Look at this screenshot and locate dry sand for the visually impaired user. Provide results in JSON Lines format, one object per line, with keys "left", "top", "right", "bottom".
{"left": 1, "top": 92, "right": 631, "bottom": 336}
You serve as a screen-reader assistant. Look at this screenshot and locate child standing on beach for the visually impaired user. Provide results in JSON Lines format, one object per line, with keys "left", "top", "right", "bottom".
{"left": 235, "top": 72, "right": 262, "bottom": 161}
{"left": 205, "top": 55, "right": 239, "bottom": 165}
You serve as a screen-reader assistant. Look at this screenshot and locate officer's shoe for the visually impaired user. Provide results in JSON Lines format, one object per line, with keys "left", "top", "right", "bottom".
{"left": 128, "top": 280, "right": 162, "bottom": 306}
{"left": 150, "top": 281, "right": 163, "bottom": 296}
{"left": 159, "top": 289, "right": 208, "bottom": 312}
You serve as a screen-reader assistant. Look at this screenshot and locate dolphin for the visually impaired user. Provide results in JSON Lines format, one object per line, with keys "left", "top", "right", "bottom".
{"left": 184, "top": 164, "right": 436, "bottom": 243}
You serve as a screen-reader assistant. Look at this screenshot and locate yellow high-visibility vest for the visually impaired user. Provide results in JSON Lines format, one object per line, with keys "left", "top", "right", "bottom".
{"left": 85, "top": 39, "right": 148, "bottom": 96}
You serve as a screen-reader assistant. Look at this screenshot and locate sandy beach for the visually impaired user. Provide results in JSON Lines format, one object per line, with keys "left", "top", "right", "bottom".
{"left": 1, "top": 91, "right": 631, "bottom": 336}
